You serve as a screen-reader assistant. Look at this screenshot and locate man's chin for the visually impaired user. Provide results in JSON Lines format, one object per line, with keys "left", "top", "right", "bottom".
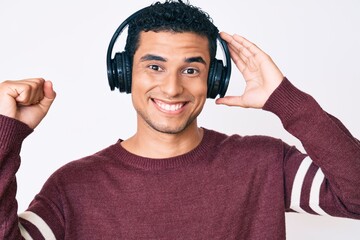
{"left": 148, "top": 124, "right": 188, "bottom": 135}
{"left": 146, "top": 119, "right": 196, "bottom": 135}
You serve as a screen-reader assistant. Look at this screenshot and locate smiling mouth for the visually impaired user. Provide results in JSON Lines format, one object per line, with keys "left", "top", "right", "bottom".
{"left": 152, "top": 99, "right": 187, "bottom": 112}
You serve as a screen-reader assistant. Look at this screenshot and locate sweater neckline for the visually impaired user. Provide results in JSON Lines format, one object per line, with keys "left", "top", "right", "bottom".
{"left": 109, "top": 128, "right": 214, "bottom": 171}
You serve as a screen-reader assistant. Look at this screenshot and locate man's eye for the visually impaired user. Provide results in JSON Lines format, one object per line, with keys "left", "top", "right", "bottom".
{"left": 148, "top": 65, "right": 162, "bottom": 71}
{"left": 182, "top": 68, "right": 199, "bottom": 75}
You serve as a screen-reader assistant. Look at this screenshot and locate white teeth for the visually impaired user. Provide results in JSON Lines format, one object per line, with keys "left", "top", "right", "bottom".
{"left": 155, "top": 100, "right": 184, "bottom": 112}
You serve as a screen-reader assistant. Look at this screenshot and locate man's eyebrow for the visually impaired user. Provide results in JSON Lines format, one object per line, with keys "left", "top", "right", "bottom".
{"left": 185, "top": 56, "right": 206, "bottom": 65}
{"left": 140, "top": 54, "right": 167, "bottom": 62}
{"left": 139, "top": 54, "right": 207, "bottom": 65}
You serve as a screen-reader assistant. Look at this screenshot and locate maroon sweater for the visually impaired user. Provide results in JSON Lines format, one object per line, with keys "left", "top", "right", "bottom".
{"left": 1, "top": 79, "right": 360, "bottom": 239}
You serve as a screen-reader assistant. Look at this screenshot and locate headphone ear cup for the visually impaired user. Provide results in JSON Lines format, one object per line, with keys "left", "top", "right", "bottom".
{"left": 207, "top": 59, "right": 224, "bottom": 99}
{"left": 112, "top": 52, "right": 132, "bottom": 93}
{"left": 107, "top": 54, "right": 118, "bottom": 91}
{"left": 122, "top": 52, "right": 132, "bottom": 93}
{"left": 207, "top": 61, "right": 216, "bottom": 98}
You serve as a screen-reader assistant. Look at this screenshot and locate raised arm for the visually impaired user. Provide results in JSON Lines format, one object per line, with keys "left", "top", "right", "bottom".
{"left": 218, "top": 32, "right": 360, "bottom": 218}
{"left": 0, "top": 78, "right": 56, "bottom": 239}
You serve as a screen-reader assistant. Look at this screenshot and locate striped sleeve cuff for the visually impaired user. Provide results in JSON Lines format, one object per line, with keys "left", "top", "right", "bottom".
{"left": 290, "top": 156, "right": 329, "bottom": 216}
{"left": 19, "top": 211, "right": 57, "bottom": 240}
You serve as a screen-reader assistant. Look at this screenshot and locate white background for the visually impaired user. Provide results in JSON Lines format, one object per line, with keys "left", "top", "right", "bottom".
{"left": 1, "top": 0, "right": 360, "bottom": 239}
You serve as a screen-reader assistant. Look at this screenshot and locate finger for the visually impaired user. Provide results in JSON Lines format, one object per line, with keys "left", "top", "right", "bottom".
{"left": 14, "top": 78, "right": 45, "bottom": 105}
{"left": 220, "top": 32, "right": 244, "bottom": 54}
{"left": 28, "top": 78, "right": 46, "bottom": 104}
{"left": 220, "top": 33, "right": 253, "bottom": 58}
{"left": 227, "top": 44, "right": 247, "bottom": 72}
{"left": 221, "top": 33, "right": 259, "bottom": 73}
{"left": 228, "top": 43, "right": 259, "bottom": 74}
{"left": 219, "top": 31, "right": 232, "bottom": 42}
{"left": 232, "top": 34, "right": 262, "bottom": 56}
{"left": 221, "top": 32, "right": 263, "bottom": 57}
{"left": 215, "top": 96, "right": 247, "bottom": 108}
{"left": 43, "top": 81, "right": 56, "bottom": 99}
{"left": 39, "top": 80, "right": 56, "bottom": 108}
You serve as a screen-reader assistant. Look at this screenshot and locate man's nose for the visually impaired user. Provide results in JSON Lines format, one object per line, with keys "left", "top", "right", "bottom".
{"left": 159, "top": 72, "right": 184, "bottom": 98}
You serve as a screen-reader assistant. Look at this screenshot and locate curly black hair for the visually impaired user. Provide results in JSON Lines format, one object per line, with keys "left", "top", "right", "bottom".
{"left": 125, "top": 0, "right": 219, "bottom": 62}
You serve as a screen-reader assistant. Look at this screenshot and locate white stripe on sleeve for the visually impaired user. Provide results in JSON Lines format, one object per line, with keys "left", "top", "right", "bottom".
{"left": 18, "top": 211, "right": 56, "bottom": 240}
{"left": 309, "top": 168, "right": 329, "bottom": 216}
{"left": 19, "top": 222, "right": 34, "bottom": 240}
{"left": 290, "top": 156, "right": 312, "bottom": 213}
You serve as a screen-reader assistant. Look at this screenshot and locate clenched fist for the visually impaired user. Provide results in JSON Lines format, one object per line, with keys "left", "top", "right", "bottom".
{"left": 0, "top": 78, "right": 56, "bottom": 129}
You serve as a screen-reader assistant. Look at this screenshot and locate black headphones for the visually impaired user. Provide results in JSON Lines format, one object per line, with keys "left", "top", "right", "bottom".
{"left": 106, "top": 7, "right": 231, "bottom": 99}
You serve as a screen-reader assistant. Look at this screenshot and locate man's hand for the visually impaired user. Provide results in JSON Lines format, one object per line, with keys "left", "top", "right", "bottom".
{"left": 216, "top": 32, "right": 284, "bottom": 108}
{"left": 0, "top": 78, "right": 56, "bottom": 129}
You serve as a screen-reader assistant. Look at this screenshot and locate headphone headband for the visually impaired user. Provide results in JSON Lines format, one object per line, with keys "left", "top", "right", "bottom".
{"left": 106, "top": 8, "right": 147, "bottom": 91}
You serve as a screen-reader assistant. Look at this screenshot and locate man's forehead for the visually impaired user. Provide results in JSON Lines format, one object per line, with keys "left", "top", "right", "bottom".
{"left": 136, "top": 31, "right": 210, "bottom": 59}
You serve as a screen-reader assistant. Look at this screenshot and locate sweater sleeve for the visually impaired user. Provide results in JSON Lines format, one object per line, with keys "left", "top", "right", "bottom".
{"left": 0, "top": 115, "right": 62, "bottom": 240}
{"left": 263, "top": 78, "right": 360, "bottom": 219}
{"left": 0, "top": 115, "right": 33, "bottom": 239}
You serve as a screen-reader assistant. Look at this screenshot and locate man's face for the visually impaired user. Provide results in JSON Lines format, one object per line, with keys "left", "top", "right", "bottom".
{"left": 131, "top": 31, "right": 210, "bottom": 135}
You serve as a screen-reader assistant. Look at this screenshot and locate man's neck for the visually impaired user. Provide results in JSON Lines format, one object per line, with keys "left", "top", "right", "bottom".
{"left": 121, "top": 123, "right": 204, "bottom": 159}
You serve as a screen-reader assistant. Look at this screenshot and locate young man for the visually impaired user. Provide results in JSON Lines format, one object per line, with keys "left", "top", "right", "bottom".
{"left": 0, "top": 0, "right": 359, "bottom": 239}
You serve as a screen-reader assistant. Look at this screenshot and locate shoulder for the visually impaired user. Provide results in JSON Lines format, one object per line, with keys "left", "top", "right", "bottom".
{"left": 46, "top": 141, "right": 123, "bottom": 185}
{"left": 204, "top": 128, "right": 284, "bottom": 151}
{"left": 32, "top": 141, "right": 128, "bottom": 211}
{"left": 203, "top": 128, "right": 287, "bottom": 166}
